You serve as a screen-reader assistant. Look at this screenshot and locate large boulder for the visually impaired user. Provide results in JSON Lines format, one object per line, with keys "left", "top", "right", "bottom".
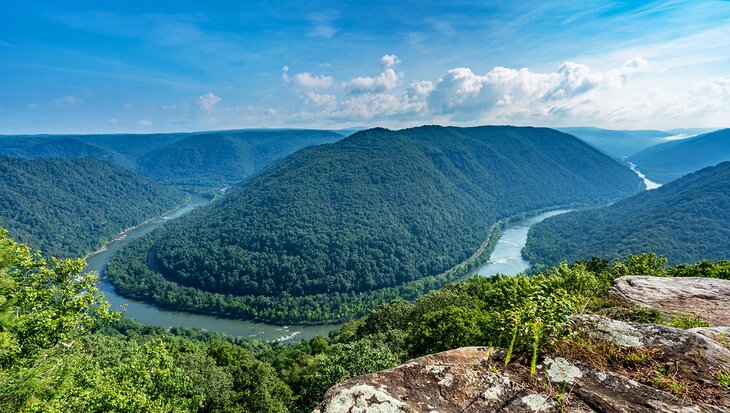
{"left": 609, "top": 276, "right": 730, "bottom": 326}
{"left": 314, "top": 340, "right": 728, "bottom": 412}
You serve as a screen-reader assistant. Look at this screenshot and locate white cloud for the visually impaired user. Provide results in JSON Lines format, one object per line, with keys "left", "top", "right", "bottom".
{"left": 305, "top": 91, "right": 337, "bottom": 108}
{"left": 276, "top": 54, "right": 730, "bottom": 129}
{"left": 284, "top": 71, "right": 334, "bottom": 89}
{"left": 196, "top": 92, "right": 221, "bottom": 112}
{"left": 136, "top": 118, "right": 153, "bottom": 126}
{"left": 345, "top": 54, "right": 402, "bottom": 93}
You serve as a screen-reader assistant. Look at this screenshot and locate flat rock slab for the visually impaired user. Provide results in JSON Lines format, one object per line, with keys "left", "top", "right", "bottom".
{"left": 610, "top": 276, "right": 730, "bottom": 326}
{"left": 314, "top": 345, "right": 726, "bottom": 413}
{"left": 573, "top": 314, "right": 730, "bottom": 386}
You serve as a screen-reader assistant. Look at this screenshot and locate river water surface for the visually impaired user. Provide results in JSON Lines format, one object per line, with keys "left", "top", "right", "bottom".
{"left": 86, "top": 198, "right": 572, "bottom": 341}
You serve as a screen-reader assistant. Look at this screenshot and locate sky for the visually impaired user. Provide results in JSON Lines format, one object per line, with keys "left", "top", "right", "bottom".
{"left": 1, "top": 0, "right": 729, "bottom": 134}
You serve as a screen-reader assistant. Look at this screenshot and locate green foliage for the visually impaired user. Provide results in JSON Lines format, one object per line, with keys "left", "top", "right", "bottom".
{"left": 407, "top": 306, "right": 488, "bottom": 355}
{"left": 525, "top": 161, "right": 730, "bottom": 267}
{"left": 108, "top": 125, "right": 643, "bottom": 323}
{"left": 285, "top": 339, "right": 399, "bottom": 412}
{"left": 668, "top": 259, "right": 730, "bottom": 279}
{"left": 0, "top": 229, "right": 117, "bottom": 410}
{"left": 665, "top": 314, "right": 710, "bottom": 330}
{"left": 0, "top": 155, "right": 186, "bottom": 258}
{"left": 718, "top": 369, "right": 730, "bottom": 390}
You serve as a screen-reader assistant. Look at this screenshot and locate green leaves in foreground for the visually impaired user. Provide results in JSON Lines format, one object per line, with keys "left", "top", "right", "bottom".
{"left": 0, "top": 228, "right": 117, "bottom": 410}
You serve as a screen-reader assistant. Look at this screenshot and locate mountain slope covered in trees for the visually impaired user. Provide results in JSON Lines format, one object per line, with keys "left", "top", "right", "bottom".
{"left": 628, "top": 128, "right": 730, "bottom": 183}
{"left": 0, "top": 155, "right": 186, "bottom": 257}
{"left": 107, "top": 125, "right": 644, "bottom": 322}
{"left": 558, "top": 127, "right": 671, "bottom": 158}
{"left": 136, "top": 130, "right": 343, "bottom": 189}
{"left": 524, "top": 162, "right": 730, "bottom": 268}
{"left": 1, "top": 130, "right": 343, "bottom": 190}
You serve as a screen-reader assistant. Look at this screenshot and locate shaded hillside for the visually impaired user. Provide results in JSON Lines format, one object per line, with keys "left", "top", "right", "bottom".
{"left": 1, "top": 130, "right": 343, "bottom": 191}
{"left": 0, "top": 155, "right": 186, "bottom": 257}
{"left": 629, "top": 128, "right": 730, "bottom": 183}
{"left": 27, "top": 138, "right": 133, "bottom": 168}
{"left": 107, "top": 125, "right": 643, "bottom": 322}
{"left": 524, "top": 161, "right": 730, "bottom": 268}
{"left": 136, "top": 130, "right": 343, "bottom": 189}
{"left": 558, "top": 127, "right": 670, "bottom": 158}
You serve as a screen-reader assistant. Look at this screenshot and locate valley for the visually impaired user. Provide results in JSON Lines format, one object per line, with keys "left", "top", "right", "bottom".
{"left": 5, "top": 2, "right": 730, "bottom": 411}
{"left": 86, "top": 189, "right": 574, "bottom": 340}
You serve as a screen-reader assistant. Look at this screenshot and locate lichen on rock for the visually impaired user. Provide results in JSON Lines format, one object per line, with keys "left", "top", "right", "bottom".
{"left": 544, "top": 357, "right": 583, "bottom": 384}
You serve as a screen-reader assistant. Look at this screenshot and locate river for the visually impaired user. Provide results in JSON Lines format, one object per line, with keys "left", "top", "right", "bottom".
{"left": 86, "top": 198, "right": 571, "bottom": 342}
{"left": 626, "top": 161, "right": 662, "bottom": 190}
{"left": 469, "top": 210, "right": 572, "bottom": 276}
{"left": 85, "top": 195, "right": 338, "bottom": 342}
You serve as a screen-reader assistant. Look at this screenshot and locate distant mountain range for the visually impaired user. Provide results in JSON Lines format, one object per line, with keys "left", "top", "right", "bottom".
{"left": 628, "top": 128, "right": 730, "bottom": 183}
{"left": 524, "top": 161, "right": 730, "bottom": 268}
{"left": 0, "top": 129, "right": 343, "bottom": 190}
{"left": 557, "top": 127, "right": 672, "bottom": 158}
{"left": 0, "top": 155, "right": 186, "bottom": 258}
{"left": 136, "top": 130, "right": 342, "bottom": 189}
{"left": 106, "top": 125, "right": 644, "bottom": 323}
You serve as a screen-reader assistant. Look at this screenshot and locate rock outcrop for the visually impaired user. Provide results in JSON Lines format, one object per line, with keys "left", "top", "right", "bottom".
{"left": 610, "top": 276, "right": 730, "bottom": 326}
{"left": 315, "top": 315, "right": 730, "bottom": 412}
{"left": 316, "top": 276, "right": 730, "bottom": 412}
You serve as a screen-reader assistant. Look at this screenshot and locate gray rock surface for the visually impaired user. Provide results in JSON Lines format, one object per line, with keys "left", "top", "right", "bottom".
{"left": 314, "top": 342, "right": 728, "bottom": 412}
{"left": 610, "top": 276, "right": 730, "bottom": 326}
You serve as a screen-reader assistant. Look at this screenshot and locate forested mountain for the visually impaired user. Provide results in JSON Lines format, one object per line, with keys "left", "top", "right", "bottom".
{"left": 0, "top": 155, "right": 186, "bottom": 258}
{"left": 107, "top": 125, "right": 644, "bottom": 322}
{"left": 1, "top": 130, "right": 343, "bottom": 190}
{"left": 558, "top": 127, "right": 671, "bottom": 158}
{"left": 628, "top": 128, "right": 730, "bottom": 183}
{"left": 136, "top": 130, "right": 343, "bottom": 189}
{"left": 26, "top": 138, "right": 134, "bottom": 168}
{"left": 524, "top": 161, "right": 730, "bottom": 268}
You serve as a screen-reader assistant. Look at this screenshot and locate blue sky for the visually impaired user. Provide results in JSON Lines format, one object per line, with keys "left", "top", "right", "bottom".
{"left": 1, "top": 0, "right": 729, "bottom": 133}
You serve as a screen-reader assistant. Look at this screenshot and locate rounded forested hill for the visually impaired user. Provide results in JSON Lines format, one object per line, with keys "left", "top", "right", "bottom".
{"left": 0, "top": 155, "right": 187, "bottom": 258}
{"left": 125, "top": 126, "right": 642, "bottom": 304}
{"left": 524, "top": 161, "right": 730, "bottom": 269}
{"left": 136, "top": 130, "right": 343, "bottom": 188}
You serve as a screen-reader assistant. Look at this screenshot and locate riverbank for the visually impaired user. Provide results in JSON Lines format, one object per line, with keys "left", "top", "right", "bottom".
{"left": 82, "top": 194, "right": 195, "bottom": 261}
{"left": 90, "top": 200, "right": 577, "bottom": 341}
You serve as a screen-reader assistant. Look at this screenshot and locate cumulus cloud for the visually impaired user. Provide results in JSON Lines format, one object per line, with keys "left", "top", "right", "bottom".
{"left": 345, "top": 54, "right": 402, "bottom": 93}
{"left": 284, "top": 71, "right": 334, "bottom": 88}
{"left": 196, "top": 92, "right": 221, "bottom": 112}
{"left": 277, "top": 54, "right": 729, "bottom": 128}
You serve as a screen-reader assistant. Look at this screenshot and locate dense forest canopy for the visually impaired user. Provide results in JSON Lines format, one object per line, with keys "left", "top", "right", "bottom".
{"left": 136, "top": 129, "right": 343, "bottom": 189}
{"left": 524, "top": 161, "right": 730, "bottom": 269}
{"left": 629, "top": 128, "right": 730, "bottom": 183}
{"left": 107, "top": 125, "right": 644, "bottom": 322}
{"left": 557, "top": 127, "right": 671, "bottom": 158}
{"left": 0, "top": 155, "right": 186, "bottom": 258}
{"left": 0, "top": 129, "right": 343, "bottom": 190}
